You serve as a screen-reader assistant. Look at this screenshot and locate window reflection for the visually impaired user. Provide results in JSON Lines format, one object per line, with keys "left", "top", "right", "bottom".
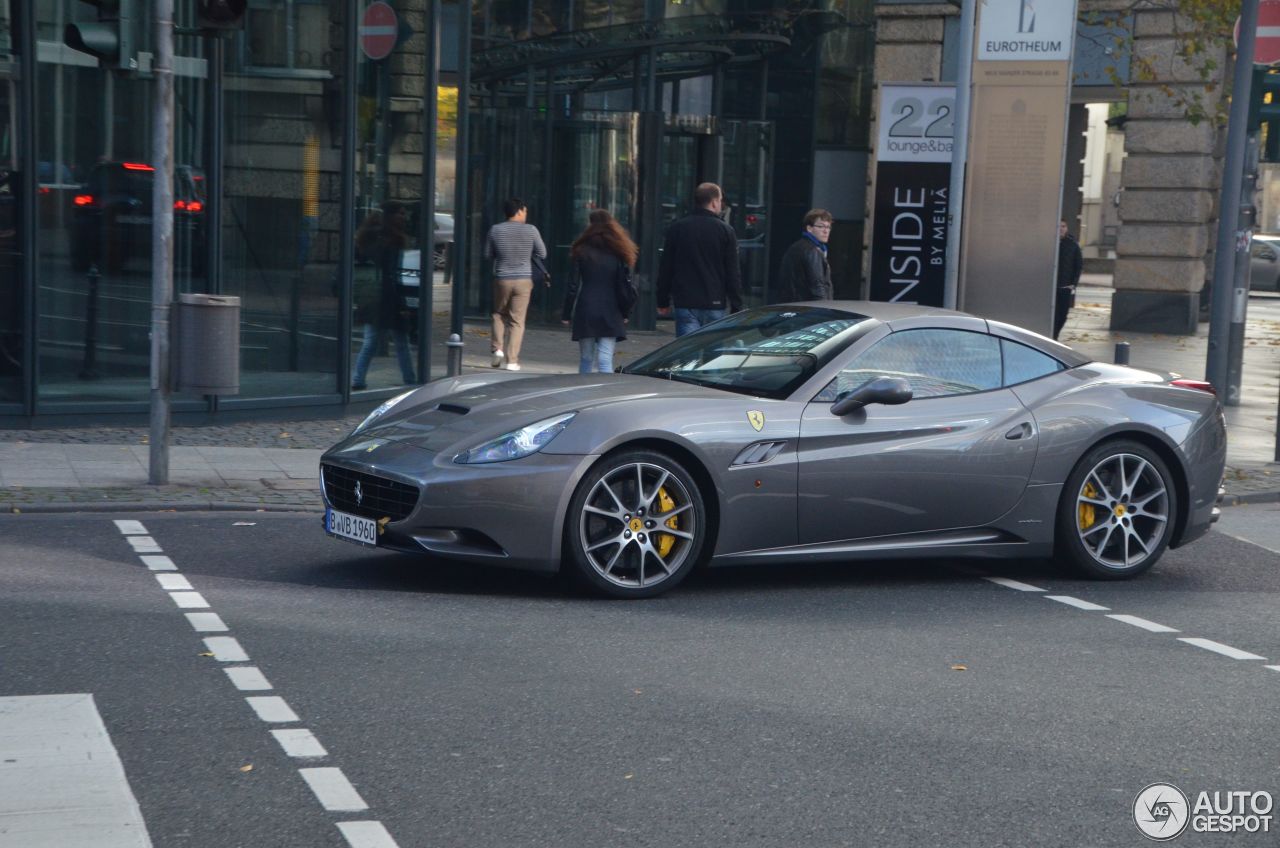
{"left": 0, "top": 55, "right": 20, "bottom": 402}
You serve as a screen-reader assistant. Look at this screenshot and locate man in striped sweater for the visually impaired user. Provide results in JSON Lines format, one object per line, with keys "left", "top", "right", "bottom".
{"left": 484, "top": 198, "right": 548, "bottom": 371}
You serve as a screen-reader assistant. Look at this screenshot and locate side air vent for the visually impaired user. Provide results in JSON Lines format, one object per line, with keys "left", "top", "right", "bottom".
{"left": 731, "top": 440, "right": 788, "bottom": 467}
{"left": 436, "top": 403, "right": 470, "bottom": 415}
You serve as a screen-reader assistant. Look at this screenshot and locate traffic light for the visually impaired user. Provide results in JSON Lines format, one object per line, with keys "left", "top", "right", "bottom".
{"left": 1256, "top": 69, "right": 1280, "bottom": 162}
{"left": 64, "top": 0, "right": 135, "bottom": 70}
{"left": 196, "top": 0, "right": 247, "bottom": 30}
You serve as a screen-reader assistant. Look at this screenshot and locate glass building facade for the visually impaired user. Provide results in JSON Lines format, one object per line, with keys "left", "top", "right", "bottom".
{"left": 0, "top": 0, "right": 872, "bottom": 421}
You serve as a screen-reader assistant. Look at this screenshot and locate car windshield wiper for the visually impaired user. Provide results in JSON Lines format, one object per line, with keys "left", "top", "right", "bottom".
{"left": 711, "top": 348, "right": 816, "bottom": 358}
{"left": 648, "top": 369, "right": 707, "bottom": 386}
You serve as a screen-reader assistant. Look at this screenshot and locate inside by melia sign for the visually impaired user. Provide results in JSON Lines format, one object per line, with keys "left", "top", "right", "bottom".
{"left": 869, "top": 83, "right": 955, "bottom": 305}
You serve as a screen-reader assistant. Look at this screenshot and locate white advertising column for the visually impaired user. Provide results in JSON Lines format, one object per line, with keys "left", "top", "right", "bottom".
{"left": 958, "top": 0, "right": 1079, "bottom": 336}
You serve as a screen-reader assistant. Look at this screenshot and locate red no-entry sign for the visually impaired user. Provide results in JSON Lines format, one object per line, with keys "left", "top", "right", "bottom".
{"left": 360, "top": 1, "right": 398, "bottom": 62}
{"left": 1237, "top": 0, "right": 1280, "bottom": 67}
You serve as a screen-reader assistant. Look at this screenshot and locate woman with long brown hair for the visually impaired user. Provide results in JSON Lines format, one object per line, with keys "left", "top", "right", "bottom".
{"left": 561, "top": 209, "right": 638, "bottom": 374}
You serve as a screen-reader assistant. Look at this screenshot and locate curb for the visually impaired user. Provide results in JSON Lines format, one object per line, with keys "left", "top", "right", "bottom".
{"left": 5, "top": 501, "right": 318, "bottom": 515}
{"left": 1220, "top": 490, "right": 1280, "bottom": 507}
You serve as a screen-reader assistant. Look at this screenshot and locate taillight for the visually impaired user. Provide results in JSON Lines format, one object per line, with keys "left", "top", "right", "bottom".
{"left": 122, "top": 162, "right": 155, "bottom": 171}
{"left": 1171, "top": 378, "right": 1216, "bottom": 395}
{"left": 746, "top": 214, "right": 758, "bottom": 225}
{"left": 73, "top": 194, "right": 95, "bottom": 207}
{"left": 174, "top": 199, "right": 204, "bottom": 213}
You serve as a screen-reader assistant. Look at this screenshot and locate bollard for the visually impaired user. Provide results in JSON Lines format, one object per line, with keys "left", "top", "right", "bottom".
{"left": 79, "top": 265, "right": 101, "bottom": 380}
{"left": 446, "top": 332, "right": 464, "bottom": 376}
{"left": 1114, "top": 341, "right": 1130, "bottom": 366}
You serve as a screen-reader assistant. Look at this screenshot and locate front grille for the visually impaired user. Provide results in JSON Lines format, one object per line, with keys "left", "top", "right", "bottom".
{"left": 322, "top": 464, "right": 419, "bottom": 522}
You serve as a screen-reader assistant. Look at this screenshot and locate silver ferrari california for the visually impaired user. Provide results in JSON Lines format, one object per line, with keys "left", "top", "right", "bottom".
{"left": 320, "top": 302, "right": 1226, "bottom": 598}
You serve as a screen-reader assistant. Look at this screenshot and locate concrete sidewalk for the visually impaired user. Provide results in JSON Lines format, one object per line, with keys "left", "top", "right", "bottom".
{"left": 3, "top": 282, "right": 1280, "bottom": 512}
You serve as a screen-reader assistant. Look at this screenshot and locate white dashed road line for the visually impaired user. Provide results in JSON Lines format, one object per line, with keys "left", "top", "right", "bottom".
{"left": 185, "top": 612, "right": 229, "bottom": 632}
{"left": 978, "top": 570, "right": 1270, "bottom": 672}
{"left": 983, "top": 576, "right": 1046, "bottom": 592}
{"left": 1177, "top": 638, "right": 1267, "bottom": 661}
{"left": 1045, "top": 595, "right": 1110, "bottom": 611}
{"left": 1106, "top": 614, "right": 1179, "bottom": 633}
{"left": 246, "top": 696, "right": 301, "bottom": 723}
{"left": 299, "top": 767, "right": 370, "bottom": 812}
{"left": 169, "top": 591, "right": 210, "bottom": 610}
{"left": 202, "top": 636, "right": 250, "bottom": 662}
{"left": 338, "top": 821, "right": 401, "bottom": 848}
{"left": 272, "top": 728, "right": 329, "bottom": 759}
{"left": 224, "top": 666, "right": 273, "bottom": 691}
{"left": 114, "top": 519, "right": 401, "bottom": 847}
{"left": 155, "top": 573, "right": 193, "bottom": 591}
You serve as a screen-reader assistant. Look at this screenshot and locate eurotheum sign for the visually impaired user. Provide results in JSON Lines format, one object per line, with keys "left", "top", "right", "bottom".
{"left": 978, "top": 0, "right": 1075, "bottom": 62}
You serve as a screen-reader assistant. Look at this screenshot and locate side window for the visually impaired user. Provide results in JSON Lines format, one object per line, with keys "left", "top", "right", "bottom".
{"left": 1001, "top": 338, "right": 1064, "bottom": 386}
{"left": 816, "top": 329, "right": 1002, "bottom": 400}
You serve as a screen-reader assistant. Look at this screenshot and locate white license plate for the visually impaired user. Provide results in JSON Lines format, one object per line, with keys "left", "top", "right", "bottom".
{"left": 326, "top": 508, "right": 378, "bottom": 546}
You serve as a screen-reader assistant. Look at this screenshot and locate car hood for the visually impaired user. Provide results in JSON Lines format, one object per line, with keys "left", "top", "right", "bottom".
{"left": 347, "top": 373, "right": 732, "bottom": 455}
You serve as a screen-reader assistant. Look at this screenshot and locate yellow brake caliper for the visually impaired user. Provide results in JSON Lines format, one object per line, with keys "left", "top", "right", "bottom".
{"left": 657, "top": 487, "right": 678, "bottom": 558}
{"left": 1078, "top": 481, "right": 1097, "bottom": 531}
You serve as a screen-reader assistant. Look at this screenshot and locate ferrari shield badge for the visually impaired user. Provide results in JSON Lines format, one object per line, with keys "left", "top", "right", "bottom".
{"left": 747, "top": 411, "right": 765, "bottom": 432}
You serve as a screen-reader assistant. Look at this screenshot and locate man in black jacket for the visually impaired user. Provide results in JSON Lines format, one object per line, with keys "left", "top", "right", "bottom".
{"left": 1054, "top": 219, "right": 1083, "bottom": 340}
{"left": 778, "top": 209, "right": 833, "bottom": 302}
{"left": 656, "top": 182, "right": 743, "bottom": 336}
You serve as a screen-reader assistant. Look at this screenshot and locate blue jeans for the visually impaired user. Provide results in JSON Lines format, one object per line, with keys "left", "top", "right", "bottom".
{"left": 578, "top": 337, "right": 617, "bottom": 374}
{"left": 674, "top": 307, "right": 727, "bottom": 337}
{"left": 352, "top": 324, "right": 416, "bottom": 387}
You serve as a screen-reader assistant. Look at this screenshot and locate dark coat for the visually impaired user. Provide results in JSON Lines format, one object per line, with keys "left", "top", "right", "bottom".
{"left": 1057, "top": 234, "right": 1083, "bottom": 290}
{"left": 655, "top": 208, "right": 743, "bottom": 311}
{"left": 562, "top": 245, "right": 637, "bottom": 341}
{"left": 353, "top": 242, "right": 408, "bottom": 331}
{"left": 778, "top": 235, "right": 832, "bottom": 301}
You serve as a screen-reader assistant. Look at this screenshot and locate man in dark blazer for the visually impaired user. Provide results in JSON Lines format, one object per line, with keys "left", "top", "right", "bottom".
{"left": 656, "top": 182, "right": 744, "bottom": 336}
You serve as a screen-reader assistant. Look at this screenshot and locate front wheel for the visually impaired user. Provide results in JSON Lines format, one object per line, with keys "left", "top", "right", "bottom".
{"left": 565, "top": 450, "right": 708, "bottom": 598}
{"left": 1056, "top": 440, "right": 1177, "bottom": 579}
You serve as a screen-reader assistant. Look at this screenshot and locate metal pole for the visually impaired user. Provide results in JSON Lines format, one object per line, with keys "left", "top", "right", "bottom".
{"left": 1226, "top": 130, "right": 1260, "bottom": 404}
{"left": 149, "top": 0, "right": 175, "bottom": 485}
{"left": 450, "top": 0, "right": 472, "bottom": 375}
{"left": 1208, "top": 0, "right": 1259, "bottom": 396}
{"left": 419, "top": 0, "right": 441, "bottom": 383}
{"left": 941, "top": 0, "right": 975, "bottom": 311}
{"left": 339, "top": 0, "right": 358, "bottom": 395}
{"left": 207, "top": 35, "right": 224, "bottom": 292}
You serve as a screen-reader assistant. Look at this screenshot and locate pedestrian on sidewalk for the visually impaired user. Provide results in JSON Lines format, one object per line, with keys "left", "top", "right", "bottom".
{"left": 656, "top": 182, "right": 743, "bottom": 336}
{"left": 485, "top": 197, "right": 548, "bottom": 372}
{"left": 351, "top": 201, "right": 417, "bottom": 391}
{"left": 1054, "top": 219, "right": 1083, "bottom": 340}
{"left": 561, "top": 209, "right": 639, "bottom": 374}
{"left": 778, "top": 209, "right": 833, "bottom": 302}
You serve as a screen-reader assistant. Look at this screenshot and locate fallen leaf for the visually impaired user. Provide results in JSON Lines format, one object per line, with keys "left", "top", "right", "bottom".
{"left": 633, "top": 689, "right": 642, "bottom": 695}
{"left": 239, "top": 764, "right": 254, "bottom": 772}
{"left": 278, "top": 432, "right": 291, "bottom": 438}
{"left": 624, "top": 773, "right": 634, "bottom": 780}
{"left": 951, "top": 664, "right": 968, "bottom": 671}
{"left": 198, "top": 651, "right": 215, "bottom": 657}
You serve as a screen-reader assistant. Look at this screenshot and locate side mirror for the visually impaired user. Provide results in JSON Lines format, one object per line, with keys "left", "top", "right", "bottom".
{"left": 830, "top": 376, "right": 913, "bottom": 416}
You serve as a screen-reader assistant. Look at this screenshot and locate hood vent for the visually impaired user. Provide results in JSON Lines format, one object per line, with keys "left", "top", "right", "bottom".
{"left": 435, "top": 403, "right": 470, "bottom": 415}
{"left": 732, "top": 441, "right": 788, "bottom": 467}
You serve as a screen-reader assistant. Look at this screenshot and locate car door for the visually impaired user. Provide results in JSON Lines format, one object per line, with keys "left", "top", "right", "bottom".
{"left": 797, "top": 327, "right": 1038, "bottom": 544}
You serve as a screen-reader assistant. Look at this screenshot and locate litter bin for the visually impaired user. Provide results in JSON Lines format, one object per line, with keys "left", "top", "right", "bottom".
{"left": 176, "top": 293, "right": 240, "bottom": 395}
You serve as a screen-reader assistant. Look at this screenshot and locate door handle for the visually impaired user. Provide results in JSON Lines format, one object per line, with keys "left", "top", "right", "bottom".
{"left": 1004, "top": 422, "right": 1033, "bottom": 440}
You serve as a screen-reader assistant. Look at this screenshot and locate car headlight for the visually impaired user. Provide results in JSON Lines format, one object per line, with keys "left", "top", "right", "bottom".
{"left": 453, "top": 412, "right": 576, "bottom": 464}
{"left": 352, "top": 389, "right": 415, "bottom": 435}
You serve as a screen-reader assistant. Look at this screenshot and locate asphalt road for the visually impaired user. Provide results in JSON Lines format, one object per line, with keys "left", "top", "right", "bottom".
{"left": 2, "top": 512, "right": 1277, "bottom": 848}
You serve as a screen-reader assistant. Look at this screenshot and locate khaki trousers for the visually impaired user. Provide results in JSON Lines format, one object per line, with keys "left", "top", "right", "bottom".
{"left": 492, "top": 277, "right": 533, "bottom": 365}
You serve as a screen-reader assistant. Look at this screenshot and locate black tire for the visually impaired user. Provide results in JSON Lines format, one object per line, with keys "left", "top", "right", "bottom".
{"left": 564, "top": 449, "right": 708, "bottom": 598}
{"left": 1055, "top": 439, "right": 1177, "bottom": 579}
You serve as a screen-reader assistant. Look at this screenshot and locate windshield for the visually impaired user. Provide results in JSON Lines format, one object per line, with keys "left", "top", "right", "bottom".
{"left": 623, "top": 305, "right": 873, "bottom": 399}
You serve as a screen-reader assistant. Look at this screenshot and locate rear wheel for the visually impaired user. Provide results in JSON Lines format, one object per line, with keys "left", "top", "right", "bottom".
{"left": 565, "top": 450, "right": 707, "bottom": 598}
{"left": 1056, "top": 439, "right": 1177, "bottom": 579}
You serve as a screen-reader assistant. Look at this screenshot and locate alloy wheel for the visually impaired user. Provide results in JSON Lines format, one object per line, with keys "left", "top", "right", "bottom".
{"left": 577, "top": 461, "right": 698, "bottom": 590}
{"left": 1074, "top": 452, "right": 1170, "bottom": 570}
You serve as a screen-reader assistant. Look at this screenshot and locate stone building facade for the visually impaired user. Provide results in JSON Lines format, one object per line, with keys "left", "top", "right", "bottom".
{"left": 872, "top": 0, "right": 1229, "bottom": 335}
